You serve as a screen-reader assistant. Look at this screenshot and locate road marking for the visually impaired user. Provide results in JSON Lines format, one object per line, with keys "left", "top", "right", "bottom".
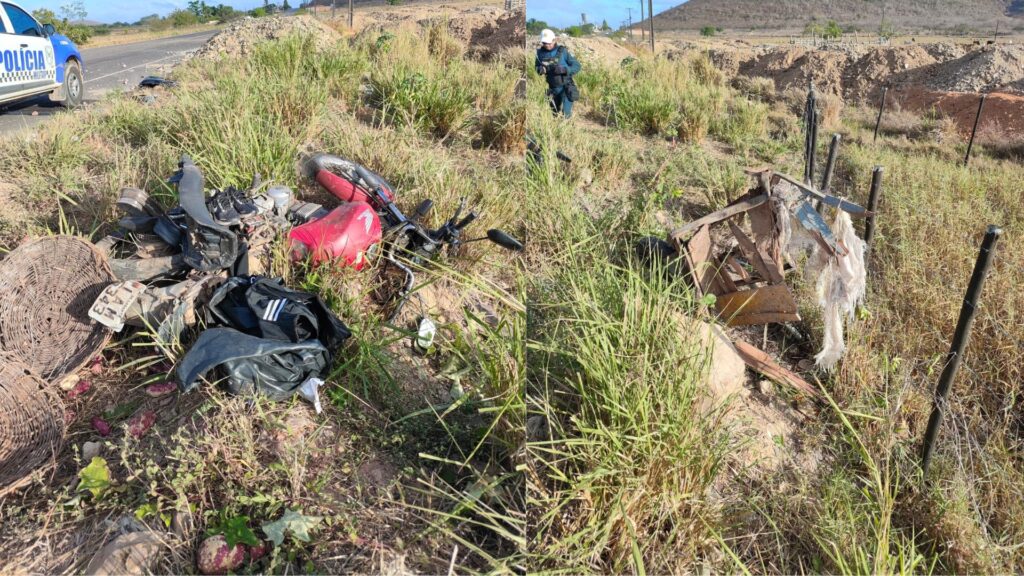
{"left": 84, "top": 52, "right": 185, "bottom": 85}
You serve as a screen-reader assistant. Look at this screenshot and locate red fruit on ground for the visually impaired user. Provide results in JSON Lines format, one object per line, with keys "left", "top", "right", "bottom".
{"left": 248, "top": 542, "right": 267, "bottom": 561}
{"left": 67, "top": 379, "right": 92, "bottom": 400}
{"left": 196, "top": 535, "right": 246, "bottom": 575}
{"left": 92, "top": 417, "right": 112, "bottom": 437}
{"left": 145, "top": 382, "right": 177, "bottom": 397}
{"left": 127, "top": 410, "right": 157, "bottom": 438}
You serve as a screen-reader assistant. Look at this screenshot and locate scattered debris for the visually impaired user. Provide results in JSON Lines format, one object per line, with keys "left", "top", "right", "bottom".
{"left": 652, "top": 167, "right": 872, "bottom": 380}
{"left": 296, "top": 378, "right": 324, "bottom": 414}
{"left": 416, "top": 317, "right": 437, "bottom": 351}
{"left": 84, "top": 531, "right": 166, "bottom": 576}
{"left": 138, "top": 76, "right": 176, "bottom": 89}
{"left": 732, "top": 339, "right": 821, "bottom": 400}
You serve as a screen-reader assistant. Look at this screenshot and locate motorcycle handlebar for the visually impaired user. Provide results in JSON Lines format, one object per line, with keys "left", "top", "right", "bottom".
{"left": 454, "top": 212, "right": 477, "bottom": 231}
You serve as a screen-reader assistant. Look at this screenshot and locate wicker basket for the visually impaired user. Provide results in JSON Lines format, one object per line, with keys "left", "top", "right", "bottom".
{"left": 0, "top": 357, "right": 66, "bottom": 492}
{"left": 0, "top": 236, "right": 114, "bottom": 381}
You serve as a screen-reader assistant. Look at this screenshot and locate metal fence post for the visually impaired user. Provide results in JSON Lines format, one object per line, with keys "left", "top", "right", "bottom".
{"left": 863, "top": 166, "right": 884, "bottom": 270}
{"left": 873, "top": 85, "right": 888, "bottom": 142}
{"left": 920, "top": 225, "right": 1003, "bottom": 477}
{"left": 804, "top": 84, "right": 819, "bottom": 186}
{"left": 964, "top": 93, "right": 987, "bottom": 167}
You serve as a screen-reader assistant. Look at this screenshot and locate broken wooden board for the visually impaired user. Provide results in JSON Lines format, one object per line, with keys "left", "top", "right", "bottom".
{"left": 714, "top": 284, "right": 799, "bottom": 327}
{"left": 748, "top": 200, "right": 784, "bottom": 278}
{"left": 727, "top": 221, "right": 785, "bottom": 284}
{"left": 712, "top": 255, "right": 739, "bottom": 293}
{"left": 732, "top": 339, "right": 823, "bottom": 400}
{"left": 725, "top": 255, "right": 751, "bottom": 284}
{"left": 684, "top": 225, "right": 717, "bottom": 296}
{"left": 670, "top": 193, "right": 768, "bottom": 241}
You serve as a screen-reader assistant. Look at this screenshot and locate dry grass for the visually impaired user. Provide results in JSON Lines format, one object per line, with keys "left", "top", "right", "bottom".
{"left": 81, "top": 24, "right": 220, "bottom": 48}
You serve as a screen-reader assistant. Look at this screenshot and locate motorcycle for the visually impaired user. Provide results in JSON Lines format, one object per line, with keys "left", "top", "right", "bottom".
{"left": 290, "top": 153, "right": 524, "bottom": 319}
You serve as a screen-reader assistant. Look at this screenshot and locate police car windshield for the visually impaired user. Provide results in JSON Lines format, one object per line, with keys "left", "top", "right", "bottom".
{"left": 3, "top": 3, "right": 42, "bottom": 36}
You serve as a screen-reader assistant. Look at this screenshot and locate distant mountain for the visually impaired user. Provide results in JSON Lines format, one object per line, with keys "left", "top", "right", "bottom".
{"left": 644, "top": 0, "right": 1023, "bottom": 32}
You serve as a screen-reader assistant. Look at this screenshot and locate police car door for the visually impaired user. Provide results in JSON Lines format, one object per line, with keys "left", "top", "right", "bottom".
{"left": 0, "top": 3, "right": 55, "bottom": 101}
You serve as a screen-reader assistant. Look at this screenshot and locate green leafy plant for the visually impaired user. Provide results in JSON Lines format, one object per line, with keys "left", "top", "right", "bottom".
{"left": 261, "top": 510, "right": 321, "bottom": 546}
{"left": 77, "top": 457, "right": 111, "bottom": 499}
{"left": 211, "top": 515, "right": 261, "bottom": 548}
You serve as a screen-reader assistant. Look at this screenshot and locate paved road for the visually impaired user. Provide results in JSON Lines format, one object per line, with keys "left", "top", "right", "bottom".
{"left": 0, "top": 30, "right": 217, "bottom": 135}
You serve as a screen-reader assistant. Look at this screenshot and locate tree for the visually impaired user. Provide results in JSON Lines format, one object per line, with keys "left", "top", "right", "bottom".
{"left": 601, "top": 19, "right": 610, "bottom": 31}
{"left": 879, "top": 20, "right": 896, "bottom": 39}
{"left": 169, "top": 9, "right": 199, "bottom": 27}
{"left": 59, "top": 1, "right": 87, "bottom": 23}
{"left": 37, "top": 3, "right": 92, "bottom": 45}
{"left": 526, "top": 18, "right": 550, "bottom": 36}
{"left": 282, "top": 0, "right": 291, "bottom": 9}
{"left": 822, "top": 19, "right": 842, "bottom": 39}
{"left": 31, "top": 8, "right": 57, "bottom": 24}
{"left": 700, "top": 26, "right": 716, "bottom": 37}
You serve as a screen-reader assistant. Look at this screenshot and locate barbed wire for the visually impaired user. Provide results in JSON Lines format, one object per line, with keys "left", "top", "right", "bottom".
{"left": 982, "top": 311, "right": 1024, "bottom": 351}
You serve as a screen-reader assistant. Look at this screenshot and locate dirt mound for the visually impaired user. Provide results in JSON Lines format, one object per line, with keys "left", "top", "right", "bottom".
{"left": 708, "top": 46, "right": 759, "bottom": 78}
{"left": 892, "top": 45, "right": 1024, "bottom": 94}
{"left": 843, "top": 45, "right": 939, "bottom": 101}
{"left": 715, "top": 41, "right": 1024, "bottom": 103}
{"left": 440, "top": 6, "right": 525, "bottom": 59}
{"left": 740, "top": 47, "right": 855, "bottom": 98}
{"left": 192, "top": 15, "right": 342, "bottom": 60}
{"left": 560, "top": 36, "right": 635, "bottom": 67}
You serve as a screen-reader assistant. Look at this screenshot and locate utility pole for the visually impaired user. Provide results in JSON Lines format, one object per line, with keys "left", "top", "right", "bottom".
{"left": 648, "top": 0, "right": 655, "bottom": 53}
{"left": 348, "top": 0, "right": 353, "bottom": 28}
{"left": 640, "top": 0, "right": 645, "bottom": 41}
{"left": 627, "top": 8, "right": 633, "bottom": 40}
{"left": 880, "top": 1, "right": 886, "bottom": 38}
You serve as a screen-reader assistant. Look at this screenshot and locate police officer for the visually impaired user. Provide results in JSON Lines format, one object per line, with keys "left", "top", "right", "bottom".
{"left": 535, "top": 29, "right": 581, "bottom": 119}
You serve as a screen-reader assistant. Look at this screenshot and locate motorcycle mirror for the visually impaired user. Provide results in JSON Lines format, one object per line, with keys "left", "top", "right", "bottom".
{"left": 487, "top": 229, "right": 524, "bottom": 251}
{"left": 416, "top": 199, "right": 433, "bottom": 218}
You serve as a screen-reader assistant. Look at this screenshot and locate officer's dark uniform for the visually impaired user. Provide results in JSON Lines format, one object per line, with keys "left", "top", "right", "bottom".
{"left": 535, "top": 43, "right": 581, "bottom": 118}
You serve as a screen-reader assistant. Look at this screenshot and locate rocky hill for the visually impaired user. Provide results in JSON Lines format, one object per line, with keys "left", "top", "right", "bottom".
{"left": 645, "top": 0, "right": 1023, "bottom": 33}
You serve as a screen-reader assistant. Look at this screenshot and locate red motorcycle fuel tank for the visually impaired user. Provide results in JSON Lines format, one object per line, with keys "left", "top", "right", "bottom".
{"left": 288, "top": 201, "right": 382, "bottom": 269}
{"left": 315, "top": 169, "right": 393, "bottom": 206}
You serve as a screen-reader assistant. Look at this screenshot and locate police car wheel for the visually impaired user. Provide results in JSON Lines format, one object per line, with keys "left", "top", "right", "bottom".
{"left": 60, "top": 61, "right": 83, "bottom": 108}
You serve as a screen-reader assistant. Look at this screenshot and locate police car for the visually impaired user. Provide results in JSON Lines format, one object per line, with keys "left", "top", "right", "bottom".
{"left": 0, "top": 1, "right": 83, "bottom": 108}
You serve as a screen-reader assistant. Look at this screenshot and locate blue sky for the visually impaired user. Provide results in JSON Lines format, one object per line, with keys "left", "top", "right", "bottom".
{"left": 15, "top": 0, "right": 268, "bottom": 24}
{"left": 528, "top": 0, "right": 683, "bottom": 30}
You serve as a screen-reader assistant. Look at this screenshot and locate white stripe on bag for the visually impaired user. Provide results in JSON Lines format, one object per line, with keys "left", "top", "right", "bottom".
{"left": 270, "top": 299, "right": 286, "bottom": 321}
{"left": 263, "top": 299, "right": 281, "bottom": 320}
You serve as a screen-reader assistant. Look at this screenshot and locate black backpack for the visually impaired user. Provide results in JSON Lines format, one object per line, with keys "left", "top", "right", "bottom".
{"left": 176, "top": 276, "right": 351, "bottom": 400}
